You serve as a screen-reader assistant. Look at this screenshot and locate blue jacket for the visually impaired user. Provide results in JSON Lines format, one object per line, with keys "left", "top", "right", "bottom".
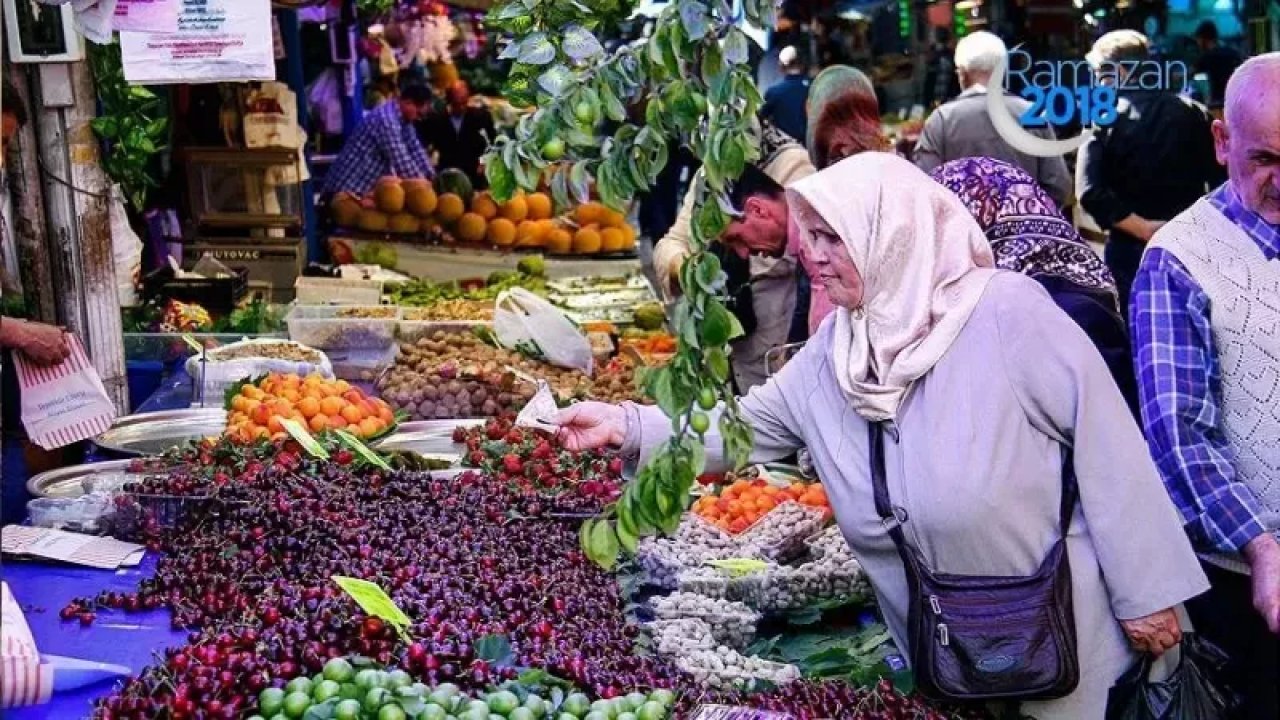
{"left": 762, "top": 75, "right": 810, "bottom": 145}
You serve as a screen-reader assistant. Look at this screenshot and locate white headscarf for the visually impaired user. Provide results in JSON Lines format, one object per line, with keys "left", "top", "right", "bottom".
{"left": 786, "top": 153, "right": 998, "bottom": 421}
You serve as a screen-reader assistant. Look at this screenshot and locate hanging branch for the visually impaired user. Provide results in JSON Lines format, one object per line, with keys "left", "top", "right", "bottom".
{"left": 484, "top": 0, "right": 778, "bottom": 567}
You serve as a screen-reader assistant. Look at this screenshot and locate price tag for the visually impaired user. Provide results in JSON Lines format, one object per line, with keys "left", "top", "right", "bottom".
{"left": 331, "top": 576, "right": 411, "bottom": 637}
{"left": 691, "top": 706, "right": 795, "bottom": 720}
{"left": 182, "top": 334, "right": 204, "bottom": 353}
{"left": 333, "top": 430, "right": 392, "bottom": 471}
{"left": 279, "top": 418, "right": 329, "bottom": 459}
{"left": 705, "top": 558, "right": 769, "bottom": 577}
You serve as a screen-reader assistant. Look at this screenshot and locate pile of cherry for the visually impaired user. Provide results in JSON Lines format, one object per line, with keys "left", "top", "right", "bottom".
{"left": 65, "top": 435, "right": 989, "bottom": 720}
{"left": 453, "top": 416, "right": 624, "bottom": 514}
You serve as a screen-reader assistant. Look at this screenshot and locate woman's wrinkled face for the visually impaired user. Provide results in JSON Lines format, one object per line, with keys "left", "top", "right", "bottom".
{"left": 802, "top": 214, "right": 864, "bottom": 309}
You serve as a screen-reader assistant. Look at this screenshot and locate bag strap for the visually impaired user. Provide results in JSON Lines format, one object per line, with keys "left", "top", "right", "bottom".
{"left": 868, "top": 421, "right": 1079, "bottom": 547}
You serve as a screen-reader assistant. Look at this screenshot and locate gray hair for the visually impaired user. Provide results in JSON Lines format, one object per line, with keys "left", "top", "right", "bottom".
{"left": 1224, "top": 52, "right": 1280, "bottom": 129}
{"left": 1086, "top": 30, "right": 1150, "bottom": 69}
{"left": 954, "top": 31, "right": 1007, "bottom": 76}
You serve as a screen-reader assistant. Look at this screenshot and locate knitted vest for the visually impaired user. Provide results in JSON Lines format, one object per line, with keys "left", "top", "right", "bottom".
{"left": 1150, "top": 198, "right": 1280, "bottom": 573}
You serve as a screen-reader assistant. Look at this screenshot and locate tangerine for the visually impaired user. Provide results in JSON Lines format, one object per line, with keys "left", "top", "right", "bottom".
{"left": 600, "top": 227, "right": 626, "bottom": 254}
{"left": 526, "top": 193, "right": 553, "bottom": 220}
{"left": 471, "top": 193, "right": 499, "bottom": 220}
{"left": 499, "top": 193, "right": 529, "bottom": 223}
{"left": 488, "top": 218, "right": 518, "bottom": 247}
{"left": 435, "top": 193, "right": 465, "bottom": 224}
{"left": 546, "top": 228, "right": 573, "bottom": 254}
{"left": 515, "top": 220, "right": 546, "bottom": 247}
{"left": 575, "top": 202, "right": 606, "bottom": 226}
{"left": 456, "top": 213, "right": 487, "bottom": 243}
{"left": 572, "top": 226, "right": 603, "bottom": 254}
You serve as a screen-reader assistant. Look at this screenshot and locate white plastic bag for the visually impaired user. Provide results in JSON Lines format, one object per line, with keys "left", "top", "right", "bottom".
{"left": 493, "top": 288, "right": 593, "bottom": 374}
{"left": 110, "top": 186, "right": 143, "bottom": 307}
{"left": 185, "top": 339, "right": 334, "bottom": 400}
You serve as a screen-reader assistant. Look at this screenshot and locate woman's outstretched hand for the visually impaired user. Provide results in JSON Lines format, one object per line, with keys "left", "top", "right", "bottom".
{"left": 554, "top": 402, "right": 626, "bottom": 452}
{"left": 1120, "top": 607, "right": 1183, "bottom": 656}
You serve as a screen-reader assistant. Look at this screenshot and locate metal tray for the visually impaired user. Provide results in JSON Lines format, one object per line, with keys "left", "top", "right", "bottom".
{"left": 26, "top": 460, "right": 149, "bottom": 499}
{"left": 374, "top": 419, "right": 483, "bottom": 461}
{"left": 93, "top": 408, "right": 227, "bottom": 458}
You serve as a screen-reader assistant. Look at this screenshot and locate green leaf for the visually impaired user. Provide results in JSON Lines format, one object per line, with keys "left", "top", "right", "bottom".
{"left": 701, "top": 299, "right": 735, "bottom": 346}
{"left": 615, "top": 512, "right": 637, "bottom": 553}
{"left": 475, "top": 634, "right": 515, "bottom": 665}
{"left": 562, "top": 25, "right": 604, "bottom": 61}
{"left": 723, "top": 28, "right": 750, "bottom": 65}
{"left": 550, "top": 166, "right": 571, "bottom": 213}
{"left": 537, "top": 65, "right": 574, "bottom": 97}
{"left": 90, "top": 116, "right": 119, "bottom": 139}
{"left": 586, "top": 518, "right": 619, "bottom": 569}
{"left": 517, "top": 33, "right": 556, "bottom": 65}
{"left": 568, "top": 161, "right": 591, "bottom": 205}
{"left": 597, "top": 78, "right": 627, "bottom": 123}
{"left": 486, "top": 148, "right": 517, "bottom": 202}
{"left": 303, "top": 698, "right": 338, "bottom": 720}
{"left": 706, "top": 347, "right": 730, "bottom": 383}
{"left": 129, "top": 86, "right": 155, "bottom": 100}
{"left": 700, "top": 42, "right": 725, "bottom": 87}
{"left": 678, "top": 0, "right": 711, "bottom": 41}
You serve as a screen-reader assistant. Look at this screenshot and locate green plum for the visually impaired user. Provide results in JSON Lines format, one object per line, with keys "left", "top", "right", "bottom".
{"left": 285, "top": 677, "right": 314, "bottom": 697}
{"left": 524, "top": 694, "right": 548, "bottom": 718}
{"left": 386, "top": 669, "right": 413, "bottom": 689}
{"left": 647, "top": 690, "right": 675, "bottom": 708}
{"left": 283, "top": 691, "right": 312, "bottom": 719}
{"left": 636, "top": 701, "right": 667, "bottom": 720}
{"left": 379, "top": 705, "right": 408, "bottom": 720}
{"left": 258, "top": 688, "right": 286, "bottom": 717}
{"left": 508, "top": 707, "right": 536, "bottom": 720}
{"left": 487, "top": 690, "right": 520, "bottom": 715}
{"left": 323, "top": 658, "right": 355, "bottom": 683}
{"left": 334, "top": 699, "right": 362, "bottom": 720}
{"left": 355, "top": 669, "right": 382, "bottom": 691}
{"left": 422, "top": 703, "right": 449, "bottom": 720}
{"left": 313, "top": 679, "right": 342, "bottom": 703}
{"left": 616, "top": 713, "right": 637, "bottom": 720}
{"left": 589, "top": 700, "right": 615, "bottom": 718}
{"left": 561, "top": 693, "right": 592, "bottom": 717}
{"left": 624, "top": 694, "right": 648, "bottom": 711}
{"left": 364, "top": 687, "right": 394, "bottom": 713}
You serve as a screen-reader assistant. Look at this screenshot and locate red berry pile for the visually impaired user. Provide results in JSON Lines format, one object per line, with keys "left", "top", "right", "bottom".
{"left": 68, "top": 435, "right": 988, "bottom": 720}
{"left": 453, "top": 416, "right": 623, "bottom": 514}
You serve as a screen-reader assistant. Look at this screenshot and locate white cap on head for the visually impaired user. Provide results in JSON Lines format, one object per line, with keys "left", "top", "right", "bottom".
{"left": 780, "top": 46, "right": 799, "bottom": 66}
{"left": 954, "top": 31, "right": 1007, "bottom": 76}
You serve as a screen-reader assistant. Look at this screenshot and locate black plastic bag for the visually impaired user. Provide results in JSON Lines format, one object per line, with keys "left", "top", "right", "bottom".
{"left": 1106, "top": 635, "right": 1239, "bottom": 720}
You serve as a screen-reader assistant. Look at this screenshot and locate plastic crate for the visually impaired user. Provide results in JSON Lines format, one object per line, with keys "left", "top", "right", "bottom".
{"left": 285, "top": 305, "right": 400, "bottom": 350}
{"left": 144, "top": 267, "right": 250, "bottom": 314}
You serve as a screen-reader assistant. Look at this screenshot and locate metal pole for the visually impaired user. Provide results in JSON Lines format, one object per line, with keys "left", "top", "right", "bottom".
{"left": 32, "top": 62, "right": 129, "bottom": 413}
{"left": 4, "top": 63, "right": 56, "bottom": 324}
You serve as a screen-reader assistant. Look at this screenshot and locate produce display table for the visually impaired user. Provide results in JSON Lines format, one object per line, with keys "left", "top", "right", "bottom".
{"left": 5, "top": 553, "right": 181, "bottom": 719}
{"left": 328, "top": 235, "right": 644, "bottom": 282}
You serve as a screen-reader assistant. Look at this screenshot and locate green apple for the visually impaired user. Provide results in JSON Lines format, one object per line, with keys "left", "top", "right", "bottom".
{"left": 313, "top": 679, "right": 342, "bottom": 703}
{"left": 258, "top": 688, "right": 286, "bottom": 717}
{"left": 323, "top": 658, "right": 355, "bottom": 684}
{"left": 334, "top": 699, "right": 362, "bottom": 720}
{"left": 285, "top": 677, "right": 314, "bottom": 697}
{"left": 561, "top": 693, "right": 592, "bottom": 717}
{"left": 283, "top": 691, "right": 312, "bottom": 719}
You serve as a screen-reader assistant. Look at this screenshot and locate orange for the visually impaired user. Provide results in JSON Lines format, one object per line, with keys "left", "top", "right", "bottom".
{"left": 471, "top": 192, "right": 499, "bottom": 220}
{"left": 435, "top": 193, "right": 465, "bottom": 224}
{"left": 341, "top": 405, "right": 365, "bottom": 425}
{"left": 320, "top": 396, "right": 345, "bottom": 417}
{"left": 456, "top": 213, "right": 487, "bottom": 243}
{"left": 251, "top": 404, "right": 273, "bottom": 427}
{"left": 358, "top": 418, "right": 382, "bottom": 437}
{"left": 280, "top": 388, "right": 300, "bottom": 404}
{"left": 546, "top": 228, "right": 573, "bottom": 255}
{"left": 498, "top": 193, "right": 528, "bottom": 222}
{"left": 572, "top": 226, "right": 602, "bottom": 254}
{"left": 515, "top": 220, "right": 546, "bottom": 248}
{"left": 309, "top": 414, "right": 328, "bottom": 433}
{"left": 619, "top": 224, "right": 637, "bottom": 250}
{"left": 298, "top": 396, "right": 321, "bottom": 419}
{"left": 327, "top": 415, "right": 349, "bottom": 430}
{"left": 525, "top": 192, "right": 553, "bottom": 220}
{"left": 334, "top": 380, "right": 351, "bottom": 393}
{"left": 599, "top": 227, "right": 626, "bottom": 254}
{"left": 575, "top": 202, "right": 606, "bottom": 226}
{"left": 267, "top": 415, "right": 286, "bottom": 434}
{"left": 487, "top": 218, "right": 517, "bottom": 247}
{"left": 601, "top": 207, "right": 626, "bottom": 228}
{"left": 377, "top": 404, "right": 395, "bottom": 423}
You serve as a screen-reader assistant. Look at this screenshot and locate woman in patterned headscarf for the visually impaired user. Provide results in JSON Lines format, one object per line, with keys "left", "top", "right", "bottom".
{"left": 931, "top": 157, "right": 1138, "bottom": 415}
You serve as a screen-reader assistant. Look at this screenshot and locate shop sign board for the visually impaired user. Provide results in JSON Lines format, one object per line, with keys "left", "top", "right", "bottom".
{"left": 119, "top": 0, "right": 274, "bottom": 84}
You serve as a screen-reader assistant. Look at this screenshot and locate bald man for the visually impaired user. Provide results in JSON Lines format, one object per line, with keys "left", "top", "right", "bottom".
{"left": 1131, "top": 53, "right": 1280, "bottom": 719}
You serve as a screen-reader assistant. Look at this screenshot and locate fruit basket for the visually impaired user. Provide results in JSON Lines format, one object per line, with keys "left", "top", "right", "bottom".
{"left": 285, "top": 305, "right": 401, "bottom": 350}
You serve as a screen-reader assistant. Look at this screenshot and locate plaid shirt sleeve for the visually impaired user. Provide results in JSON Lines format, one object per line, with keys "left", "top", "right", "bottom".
{"left": 374, "top": 109, "right": 433, "bottom": 180}
{"left": 1130, "top": 247, "right": 1270, "bottom": 554}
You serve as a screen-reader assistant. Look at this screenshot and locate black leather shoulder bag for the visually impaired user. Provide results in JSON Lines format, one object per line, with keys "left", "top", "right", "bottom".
{"left": 870, "top": 421, "right": 1081, "bottom": 701}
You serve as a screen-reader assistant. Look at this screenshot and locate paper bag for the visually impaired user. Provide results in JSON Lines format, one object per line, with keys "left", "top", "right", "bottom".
{"left": 1, "top": 583, "right": 54, "bottom": 708}
{"left": 13, "top": 335, "right": 118, "bottom": 450}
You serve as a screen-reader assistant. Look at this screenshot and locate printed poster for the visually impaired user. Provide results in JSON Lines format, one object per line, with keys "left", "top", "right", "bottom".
{"left": 119, "top": 0, "right": 275, "bottom": 84}
{"left": 113, "top": 0, "right": 179, "bottom": 33}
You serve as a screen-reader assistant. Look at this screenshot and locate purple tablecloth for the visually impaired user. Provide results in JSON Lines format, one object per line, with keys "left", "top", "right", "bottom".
{"left": 4, "top": 553, "right": 184, "bottom": 719}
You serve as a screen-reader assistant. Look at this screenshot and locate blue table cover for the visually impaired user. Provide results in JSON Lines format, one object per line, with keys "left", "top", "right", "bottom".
{"left": 4, "top": 554, "right": 184, "bottom": 719}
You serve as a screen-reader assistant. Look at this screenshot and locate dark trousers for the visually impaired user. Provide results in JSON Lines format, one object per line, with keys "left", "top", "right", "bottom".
{"left": 1104, "top": 234, "right": 1145, "bottom": 322}
{"left": 1185, "top": 562, "right": 1280, "bottom": 720}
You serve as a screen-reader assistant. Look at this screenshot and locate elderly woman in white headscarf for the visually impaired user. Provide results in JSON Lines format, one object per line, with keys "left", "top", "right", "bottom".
{"left": 555, "top": 154, "right": 1210, "bottom": 718}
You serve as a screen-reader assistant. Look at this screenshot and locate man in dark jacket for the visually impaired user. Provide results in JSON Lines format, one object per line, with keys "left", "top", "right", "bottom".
{"left": 1078, "top": 30, "right": 1226, "bottom": 313}
{"left": 418, "top": 81, "right": 495, "bottom": 188}
{"left": 761, "top": 46, "right": 810, "bottom": 145}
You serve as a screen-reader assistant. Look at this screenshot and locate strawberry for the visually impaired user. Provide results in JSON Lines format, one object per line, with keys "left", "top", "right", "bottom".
{"left": 505, "top": 429, "right": 525, "bottom": 445}
{"left": 607, "top": 458, "right": 624, "bottom": 476}
{"left": 502, "top": 454, "right": 524, "bottom": 475}
{"left": 532, "top": 441, "right": 554, "bottom": 460}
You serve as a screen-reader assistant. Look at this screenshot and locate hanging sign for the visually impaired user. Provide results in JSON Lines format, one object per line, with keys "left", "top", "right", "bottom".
{"left": 113, "top": 0, "right": 179, "bottom": 33}
{"left": 119, "top": 0, "right": 275, "bottom": 84}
